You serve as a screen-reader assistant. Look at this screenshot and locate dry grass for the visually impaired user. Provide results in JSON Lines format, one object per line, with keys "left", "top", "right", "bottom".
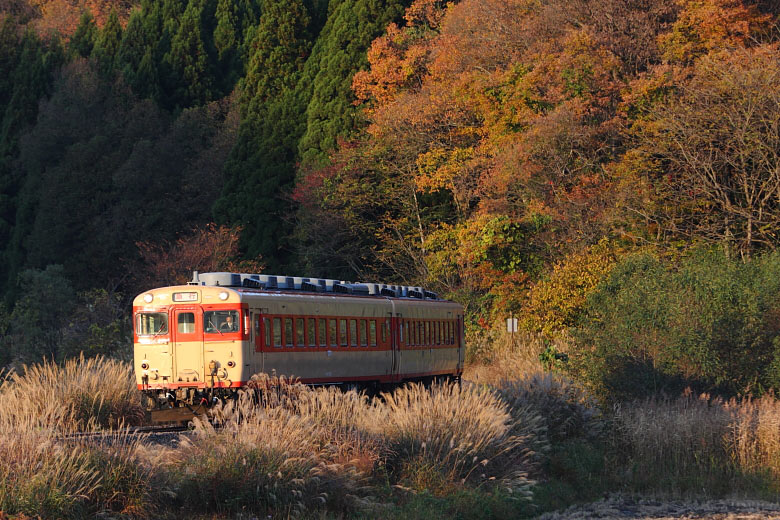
{"left": 0, "top": 426, "right": 156, "bottom": 519}
{"left": 496, "top": 372, "right": 603, "bottom": 444}
{"left": 172, "top": 390, "right": 374, "bottom": 517}
{"left": 614, "top": 391, "right": 780, "bottom": 496}
{"left": 372, "top": 382, "right": 543, "bottom": 498}
{"left": 464, "top": 333, "right": 570, "bottom": 385}
{"left": 725, "top": 394, "right": 780, "bottom": 483}
{"left": 0, "top": 355, "right": 144, "bottom": 432}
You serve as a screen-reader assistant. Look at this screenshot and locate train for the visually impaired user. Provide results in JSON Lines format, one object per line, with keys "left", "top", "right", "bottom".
{"left": 133, "top": 272, "right": 465, "bottom": 418}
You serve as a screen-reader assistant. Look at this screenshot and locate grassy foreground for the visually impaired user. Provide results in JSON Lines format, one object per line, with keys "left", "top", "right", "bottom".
{"left": 0, "top": 355, "right": 779, "bottom": 519}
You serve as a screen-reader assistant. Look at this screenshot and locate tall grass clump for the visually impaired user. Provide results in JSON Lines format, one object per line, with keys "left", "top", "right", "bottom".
{"left": 0, "top": 354, "right": 144, "bottom": 431}
{"left": 496, "top": 372, "right": 602, "bottom": 444}
{"left": 464, "top": 332, "right": 552, "bottom": 384}
{"left": 167, "top": 390, "right": 374, "bottom": 518}
{"left": 0, "top": 426, "right": 156, "bottom": 519}
{"left": 373, "top": 382, "right": 544, "bottom": 498}
{"left": 615, "top": 392, "right": 733, "bottom": 494}
{"left": 725, "top": 394, "right": 780, "bottom": 485}
{"left": 615, "top": 392, "right": 780, "bottom": 497}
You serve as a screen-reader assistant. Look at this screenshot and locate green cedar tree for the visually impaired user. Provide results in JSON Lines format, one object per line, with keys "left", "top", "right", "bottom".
{"left": 69, "top": 10, "right": 97, "bottom": 59}
{"left": 297, "top": 0, "right": 408, "bottom": 168}
{"left": 91, "top": 9, "right": 123, "bottom": 77}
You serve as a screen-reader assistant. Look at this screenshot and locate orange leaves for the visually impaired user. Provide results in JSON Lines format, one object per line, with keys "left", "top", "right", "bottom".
{"left": 659, "top": 0, "right": 773, "bottom": 64}
{"left": 135, "top": 223, "right": 264, "bottom": 288}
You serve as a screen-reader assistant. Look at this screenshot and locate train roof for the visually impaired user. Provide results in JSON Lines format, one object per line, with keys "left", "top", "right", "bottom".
{"left": 186, "top": 272, "right": 444, "bottom": 301}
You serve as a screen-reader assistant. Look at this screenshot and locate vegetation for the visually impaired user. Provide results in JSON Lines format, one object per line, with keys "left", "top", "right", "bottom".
{"left": 3, "top": 0, "right": 780, "bottom": 515}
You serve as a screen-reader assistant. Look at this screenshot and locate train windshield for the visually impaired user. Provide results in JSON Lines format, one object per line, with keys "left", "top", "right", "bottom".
{"left": 204, "top": 310, "right": 240, "bottom": 333}
{"left": 136, "top": 312, "right": 168, "bottom": 336}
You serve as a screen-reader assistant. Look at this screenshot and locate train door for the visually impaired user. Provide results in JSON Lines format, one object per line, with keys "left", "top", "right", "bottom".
{"left": 172, "top": 307, "right": 204, "bottom": 384}
{"left": 391, "top": 312, "right": 401, "bottom": 379}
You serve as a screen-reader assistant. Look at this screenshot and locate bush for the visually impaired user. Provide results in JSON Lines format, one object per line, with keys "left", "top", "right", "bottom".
{"left": 573, "top": 248, "right": 780, "bottom": 400}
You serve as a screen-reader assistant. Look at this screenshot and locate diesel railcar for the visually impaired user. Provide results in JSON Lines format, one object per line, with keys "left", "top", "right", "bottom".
{"left": 133, "top": 272, "right": 465, "bottom": 413}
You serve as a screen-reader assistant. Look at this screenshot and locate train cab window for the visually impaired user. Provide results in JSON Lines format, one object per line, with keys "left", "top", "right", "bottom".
{"left": 329, "top": 319, "right": 337, "bottom": 346}
{"left": 349, "top": 320, "right": 357, "bottom": 346}
{"left": 285, "top": 318, "right": 293, "bottom": 346}
{"left": 178, "top": 312, "right": 195, "bottom": 334}
{"left": 339, "top": 319, "right": 348, "bottom": 346}
{"left": 318, "top": 319, "right": 326, "bottom": 346}
{"left": 273, "top": 318, "right": 282, "bottom": 347}
{"left": 308, "top": 318, "right": 317, "bottom": 346}
{"left": 296, "top": 318, "right": 305, "bottom": 346}
{"left": 136, "top": 312, "right": 168, "bottom": 336}
{"left": 369, "top": 320, "right": 377, "bottom": 346}
{"left": 204, "top": 310, "right": 239, "bottom": 333}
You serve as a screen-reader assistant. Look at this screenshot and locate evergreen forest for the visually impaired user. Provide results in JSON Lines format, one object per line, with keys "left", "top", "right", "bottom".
{"left": 2, "top": 0, "right": 780, "bottom": 402}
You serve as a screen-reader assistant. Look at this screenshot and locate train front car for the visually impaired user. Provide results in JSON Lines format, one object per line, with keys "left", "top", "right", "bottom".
{"left": 133, "top": 285, "right": 250, "bottom": 413}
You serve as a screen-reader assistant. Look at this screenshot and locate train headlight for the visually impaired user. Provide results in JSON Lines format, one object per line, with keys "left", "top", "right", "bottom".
{"left": 218, "top": 291, "right": 229, "bottom": 301}
{"left": 227, "top": 361, "right": 235, "bottom": 368}
{"left": 141, "top": 362, "right": 149, "bottom": 370}
{"left": 143, "top": 293, "right": 153, "bottom": 303}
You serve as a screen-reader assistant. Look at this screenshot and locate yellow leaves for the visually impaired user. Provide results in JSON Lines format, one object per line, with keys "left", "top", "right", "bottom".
{"left": 521, "top": 240, "right": 623, "bottom": 336}
{"left": 658, "top": 0, "right": 773, "bottom": 64}
{"left": 415, "top": 147, "right": 474, "bottom": 193}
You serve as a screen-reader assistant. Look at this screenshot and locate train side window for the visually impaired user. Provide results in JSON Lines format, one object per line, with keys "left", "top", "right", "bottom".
{"left": 381, "top": 320, "right": 388, "bottom": 343}
{"left": 318, "top": 318, "right": 326, "bottom": 346}
{"left": 178, "top": 312, "right": 195, "bottom": 334}
{"left": 369, "top": 320, "right": 377, "bottom": 346}
{"left": 404, "top": 320, "right": 409, "bottom": 345}
{"left": 296, "top": 318, "right": 305, "bottom": 346}
{"left": 273, "top": 318, "right": 281, "bottom": 347}
{"left": 360, "top": 320, "right": 367, "bottom": 346}
{"left": 329, "top": 319, "right": 337, "bottom": 346}
{"left": 418, "top": 321, "right": 424, "bottom": 346}
{"left": 308, "top": 318, "right": 316, "bottom": 346}
{"left": 436, "top": 322, "right": 441, "bottom": 345}
{"left": 449, "top": 322, "right": 454, "bottom": 344}
{"left": 350, "top": 320, "right": 357, "bottom": 346}
{"left": 339, "top": 319, "right": 348, "bottom": 346}
{"left": 285, "top": 318, "right": 293, "bottom": 346}
{"left": 262, "top": 318, "right": 270, "bottom": 347}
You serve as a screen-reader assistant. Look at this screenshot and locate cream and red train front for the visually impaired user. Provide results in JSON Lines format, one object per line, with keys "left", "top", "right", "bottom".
{"left": 133, "top": 286, "right": 249, "bottom": 407}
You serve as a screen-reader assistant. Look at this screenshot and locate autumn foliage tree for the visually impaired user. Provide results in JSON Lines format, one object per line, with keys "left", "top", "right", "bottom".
{"left": 135, "top": 223, "right": 264, "bottom": 289}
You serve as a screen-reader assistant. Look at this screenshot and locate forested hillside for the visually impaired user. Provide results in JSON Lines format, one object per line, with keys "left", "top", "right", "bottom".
{"left": 2, "top": 0, "right": 780, "bottom": 398}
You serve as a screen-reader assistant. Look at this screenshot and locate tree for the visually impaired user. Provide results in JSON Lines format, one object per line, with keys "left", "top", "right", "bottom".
{"left": 165, "top": 0, "right": 212, "bottom": 107}
{"left": 135, "top": 223, "right": 264, "bottom": 288}
{"left": 297, "top": 0, "right": 408, "bottom": 168}
{"left": 642, "top": 46, "right": 780, "bottom": 256}
{"left": 68, "top": 10, "right": 97, "bottom": 58}
{"left": 214, "top": 0, "right": 313, "bottom": 271}
{"left": 91, "top": 8, "right": 122, "bottom": 76}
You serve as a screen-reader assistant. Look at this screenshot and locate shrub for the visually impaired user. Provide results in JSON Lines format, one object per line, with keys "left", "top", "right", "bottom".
{"left": 573, "top": 248, "right": 780, "bottom": 400}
